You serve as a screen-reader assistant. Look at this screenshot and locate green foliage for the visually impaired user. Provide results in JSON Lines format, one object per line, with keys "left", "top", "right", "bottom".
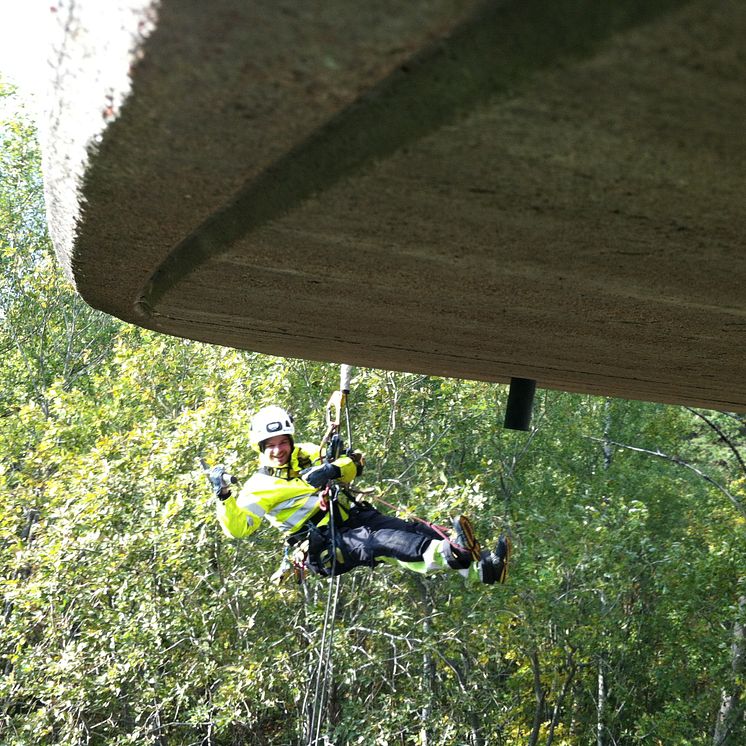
{"left": 1, "top": 82, "right": 745, "bottom": 746}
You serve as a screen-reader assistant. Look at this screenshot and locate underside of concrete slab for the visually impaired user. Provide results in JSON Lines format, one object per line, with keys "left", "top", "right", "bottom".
{"left": 42, "top": 0, "right": 746, "bottom": 411}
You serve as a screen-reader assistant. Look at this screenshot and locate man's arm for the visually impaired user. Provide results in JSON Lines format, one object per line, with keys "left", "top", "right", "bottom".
{"left": 215, "top": 492, "right": 260, "bottom": 539}
{"left": 295, "top": 442, "right": 361, "bottom": 483}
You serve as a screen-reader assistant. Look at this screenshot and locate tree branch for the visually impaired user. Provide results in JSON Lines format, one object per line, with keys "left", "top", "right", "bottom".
{"left": 685, "top": 407, "right": 746, "bottom": 477}
{"left": 586, "top": 437, "right": 746, "bottom": 521}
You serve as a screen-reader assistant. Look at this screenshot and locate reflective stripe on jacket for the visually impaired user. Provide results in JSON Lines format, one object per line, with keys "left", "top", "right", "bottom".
{"left": 216, "top": 442, "right": 358, "bottom": 539}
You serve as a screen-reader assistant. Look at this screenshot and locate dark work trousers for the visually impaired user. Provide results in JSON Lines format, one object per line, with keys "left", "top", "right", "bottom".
{"left": 334, "top": 504, "right": 441, "bottom": 567}
{"left": 304, "top": 504, "right": 442, "bottom": 576}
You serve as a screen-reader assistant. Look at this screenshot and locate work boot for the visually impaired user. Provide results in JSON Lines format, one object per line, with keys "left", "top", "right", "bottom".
{"left": 478, "top": 535, "right": 512, "bottom": 585}
{"left": 442, "top": 515, "right": 481, "bottom": 569}
{"left": 451, "top": 515, "right": 481, "bottom": 562}
{"left": 440, "top": 539, "right": 472, "bottom": 569}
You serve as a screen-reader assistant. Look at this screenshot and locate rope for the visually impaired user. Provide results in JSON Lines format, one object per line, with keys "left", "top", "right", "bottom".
{"left": 302, "top": 364, "right": 352, "bottom": 744}
{"left": 301, "top": 484, "right": 341, "bottom": 746}
{"left": 343, "top": 391, "right": 352, "bottom": 447}
{"left": 305, "top": 583, "right": 340, "bottom": 744}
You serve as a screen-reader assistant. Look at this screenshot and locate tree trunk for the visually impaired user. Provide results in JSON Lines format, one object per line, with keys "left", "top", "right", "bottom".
{"left": 2, "top": 508, "right": 40, "bottom": 673}
{"left": 1, "top": 507, "right": 41, "bottom": 722}
{"left": 416, "top": 577, "right": 435, "bottom": 746}
{"left": 461, "top": 651, "right": 484, "bottom": 746}
{"left": 597, "top": 656, "right": 606, "bottom": 746}
{"left": 713, "top": 588, "right": 746, "bottom": 746}
{"left": 527, "top": 649, "right": 545, "bottom": 746}
{"left": 546, "top": 652, "right": 577, "bottom": 746}
{"left": 596, "top": 400, "right": 612, "bottom": 746}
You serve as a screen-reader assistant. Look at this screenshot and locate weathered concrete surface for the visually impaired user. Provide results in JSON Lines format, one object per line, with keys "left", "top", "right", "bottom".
{"left": 43, "top": 0, "right": 746, "bottom": 411}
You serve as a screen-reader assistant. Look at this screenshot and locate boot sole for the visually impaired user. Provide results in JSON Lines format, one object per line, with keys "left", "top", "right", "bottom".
{"left": 455, "top": 515, "right": 482, "bottom": 562}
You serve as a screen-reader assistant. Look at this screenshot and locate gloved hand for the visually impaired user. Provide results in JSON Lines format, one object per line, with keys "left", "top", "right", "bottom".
{"left": 349, "top": 450, "right": 365, "bottom": 476}
{"left": 208, "top": 465, "right": 236, "bottom": 500}
{"left": 325, "top": 435, "right": 345, "bottom": 463}
{"left": 301, "top": 462, "right": 341, "bottom": 490}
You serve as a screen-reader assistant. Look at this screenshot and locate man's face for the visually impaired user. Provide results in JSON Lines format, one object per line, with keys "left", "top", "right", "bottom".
{"left": 263, "top": 435, "right": 293, "bottom": 467}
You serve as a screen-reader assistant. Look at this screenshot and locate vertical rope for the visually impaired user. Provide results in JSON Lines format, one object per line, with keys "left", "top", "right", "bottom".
{"left": 307, "top": 490, "right": 341, "bottom": 745}
{"left": 302, "top": 365, "right": 353, "bottom": 744}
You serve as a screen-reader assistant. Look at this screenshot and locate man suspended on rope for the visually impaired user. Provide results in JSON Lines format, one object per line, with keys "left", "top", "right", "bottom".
{"left": 210, "top": 405, "right": 510, "bottom": 585}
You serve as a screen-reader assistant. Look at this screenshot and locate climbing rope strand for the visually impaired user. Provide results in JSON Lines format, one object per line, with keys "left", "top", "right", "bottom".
{"left": 311, "top": 505, "right": 338, "bottom": 742}
{"left": 306, "top": 575, "right": 337, "bottom": 745}
{"left": 304, "top": 365, "right": 353, "bottom": 744}
{"left": 306, "top": 487, "right": 341, "bottom": 745}
{"left": 298, "top": 588, "right": 317, "bottom": 742}
{"left": 312, "top": 576, "right": 340, "bottom": 744}
{"left": 307, "top": 584, "right": 336, "bottom": 744}
{"left": 343, "top": 398, "right": 352, "bottom": 450}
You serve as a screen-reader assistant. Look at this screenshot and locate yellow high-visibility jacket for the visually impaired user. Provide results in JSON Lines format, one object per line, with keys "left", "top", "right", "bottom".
{"left": 215, "top": 442, "right": 358, "bottom": 539}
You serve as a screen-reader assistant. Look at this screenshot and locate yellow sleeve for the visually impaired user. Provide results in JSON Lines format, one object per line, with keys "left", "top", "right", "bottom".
{"left": 333, "top": 455, "right": 357, "bottom": 483}
{"left": 215, "top": 493, "right": 260, "bottom": 539}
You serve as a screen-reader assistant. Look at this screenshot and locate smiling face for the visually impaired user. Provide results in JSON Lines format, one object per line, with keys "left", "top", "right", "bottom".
{"left": 262, "top": 434, "right": 293, "bottom": 467}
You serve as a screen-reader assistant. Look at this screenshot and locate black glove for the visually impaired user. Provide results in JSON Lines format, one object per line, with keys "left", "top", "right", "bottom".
{"left": 325, "top": 434, "right": 345, "bottom": 462}
{"left": 349, "top": 450, "right": 365, "bottom": 476}
{"left": 208, "top": 465, "right": 236, "bottom": 500}
{"left": 301, "top": 463, "right": 341, "bottom": 490}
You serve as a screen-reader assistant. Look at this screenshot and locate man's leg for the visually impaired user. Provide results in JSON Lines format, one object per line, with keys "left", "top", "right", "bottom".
{"left": 340, "top": 508, "right": 469, "bottom": 575}
{"left": 337, "top": 506, "right": 511, "bottom": 584}
{"left": 338, "top": 507, "right": 439, "bottom": 565}
{"left": 376, "top": 515, "right": 511, "bottom": 585}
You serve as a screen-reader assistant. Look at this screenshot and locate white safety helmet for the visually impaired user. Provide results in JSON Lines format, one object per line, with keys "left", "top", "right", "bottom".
{"left": 250, "top": 405, "right": 295, "bottom": 452}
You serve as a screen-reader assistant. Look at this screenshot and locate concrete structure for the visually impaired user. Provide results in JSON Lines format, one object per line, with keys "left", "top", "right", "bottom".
{"left": 42, "top": 0, "right": 746, "bottom": 411}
